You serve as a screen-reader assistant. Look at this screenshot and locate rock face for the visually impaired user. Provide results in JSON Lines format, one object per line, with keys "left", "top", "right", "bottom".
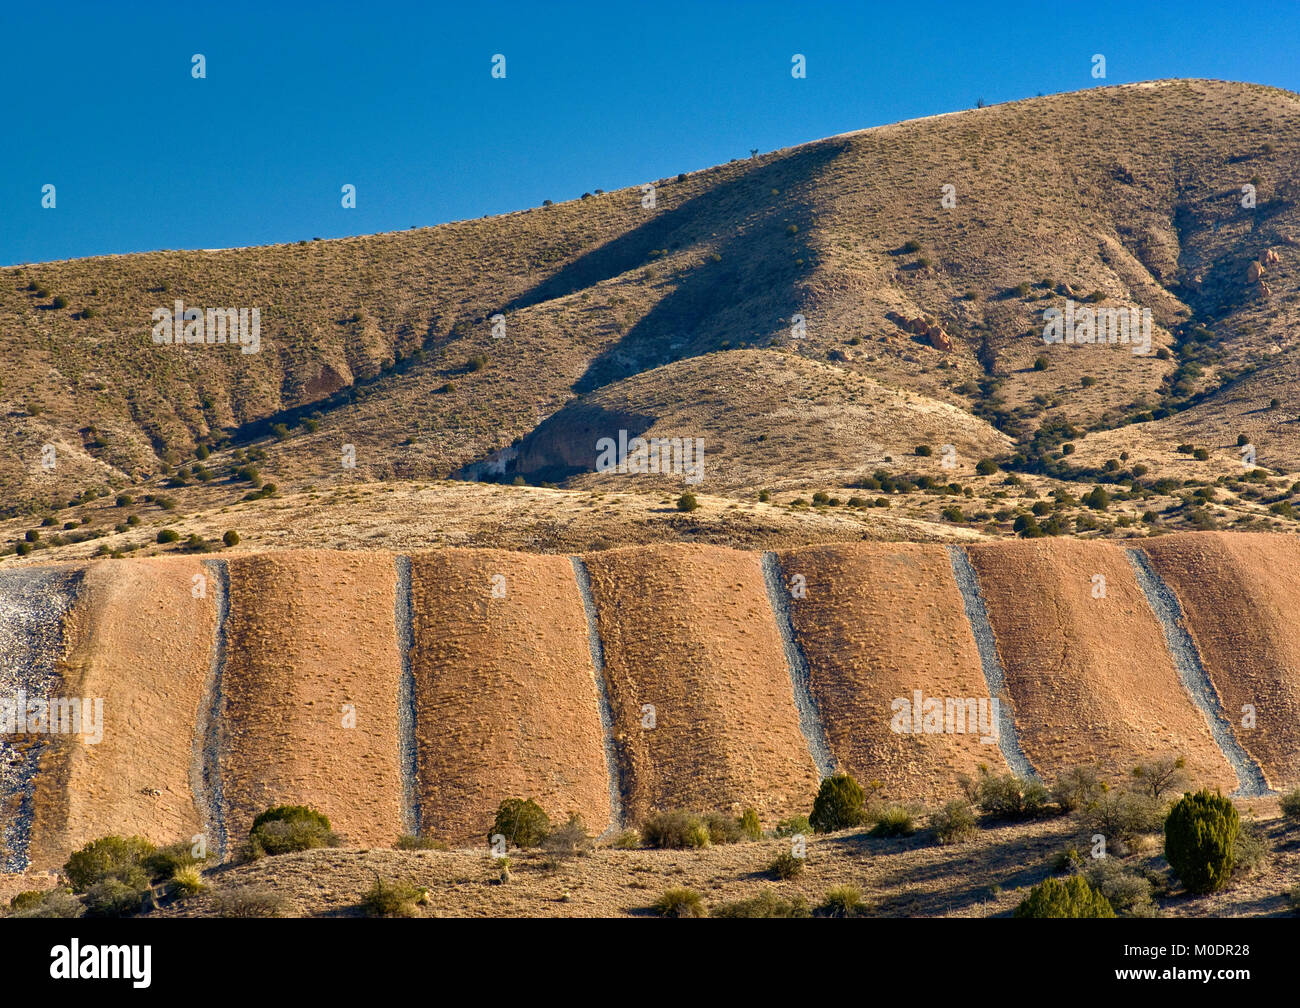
{"left": 905, "top": 315, "right": 953, "bottom": 352}
{"left": 1247, "top": 260, "right": 1264, "bottom": 282}
{"left": 1263, "top": 248, "right": 1281, "bottom": 267}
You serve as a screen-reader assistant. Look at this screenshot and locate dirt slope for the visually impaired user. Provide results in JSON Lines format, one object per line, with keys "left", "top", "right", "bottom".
{"left": 1140, "top": 532, "right": 1300, "bottom": 790}
{"left": 964, "top": 538, "right": 1236, "bottom": 788}
{"left": 580, "top": 544, "right": 818, "bottom": 824}
{"left": 219, "top": 551, "right": 404, "bottom": 850}
{"left": 408, "top": 549, "right": 612, "bottom": 845}
{"left": 777, "top": 542, "right": 1010, "bottom": 800}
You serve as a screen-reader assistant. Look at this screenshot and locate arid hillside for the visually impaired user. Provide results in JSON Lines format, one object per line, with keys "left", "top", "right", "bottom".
{"left": 2, "top": 532, "right": 1296, "bottom": 892}
{"left": 4, "top": 79, "right": 1300, "bottom": 564}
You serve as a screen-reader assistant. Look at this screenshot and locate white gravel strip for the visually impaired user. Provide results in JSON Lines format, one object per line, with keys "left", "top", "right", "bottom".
{"left": 193, "top": 558, "right": 229, "bottom": 860}
{"left": 946, "top": 546, "right": 1039, "bottom": 780}
{"left": 394, "top": 555, "right": 420, "bottom": 836}
{"left": 570, "top": 556, "right": 626, "bottom": 835}
{"left": 1126, "top": 548, "right": 1270, "bottom": 797}
{"left": 760, "top": 551, "right": 836, "bottom": 779}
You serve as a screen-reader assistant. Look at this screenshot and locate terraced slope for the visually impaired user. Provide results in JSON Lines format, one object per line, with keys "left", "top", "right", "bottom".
{"left": 580, "top": 544, "right": 820, "bottom": 824}
{"left": 407, "top": 549, "right": 612, "bottom": 845}
{"left": 775, "top": 542, "right": 1011, "bottom": 800}
{"left": 219, "top": 551, "right": 405, "bottom": 849}
{"left": 963, "top": 539, "right": 1237, "bottom": 789}
{"left": 1140, "top": 533, "right": 1300, "bottom": 790}
{"left": 28, "top": 558, "right": 216, "bottom": 871}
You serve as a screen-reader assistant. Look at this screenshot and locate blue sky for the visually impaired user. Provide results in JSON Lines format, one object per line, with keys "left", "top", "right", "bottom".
{"left": 2, "top": 1, "right": 1296, "bottom": 266}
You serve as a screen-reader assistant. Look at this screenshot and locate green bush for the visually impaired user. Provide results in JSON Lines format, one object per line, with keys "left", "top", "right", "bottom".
{"left": 8, "top": 891, "right": 44, "bottom": 913}
{"left": 676, "top": 492, "right": 699, "bottom": 512}
{"left": 64, "top": 835, "right": 156, "bottom": 893}
{"left": 1082, "top": 790, "right": 1165, "bottom": 851}
{"left": 1053, "top": 765, "right": 1105, "bottom": 813}
{"left": 961, "top": 767, "right": 1050, "bottom": 820}
{"left": 932, "top": 800, "right": 977, "bottom": 845}
{"left": 642, "top": 810, "right": 710, "bottom": 849}
{"left": 1086, "top": 859, "right": 1155, "bottom": 917}
{"left": 490, "top": 798, "right": 551, "bottom": 849}
{"left": 144, "top": 840, "right": 204, "bottom": 881}
{"left": 704, "top": 812, "right": 745, "bottom": 845}
{"left": 815, "top": 885, "right": 866, "bottom": 917}
{"left": 361, "top": 877, "right": 425, "bottom": 917}
{"left": 775, "top": 815, "right": 811, "bottom": 838}
{"left": 156, "top": 528, "right": 179, "bottom": 544}
{"left": 83, "top": 879, "right": 146, "bottom": 917}
{"left": 740, "top": 807, "right": 761, "bottom": 841}
{"left": 222, "top": 529, "right": 240, "bottom": 547}
{"left": 870, "top": 805, "right": 915, "bottom": 837}
{"left": 168, "top": 866, "right": 207, "bottom": 898}
{"left": 810, "top": 773, "right": 866, "bottom": 833}
{"left": 1278, "top": 788, "right": 1300, "bottom": 821}
{"left": 1164, "top": 790, "right": 1239, "bottom": 895}
{"left": 652, "top": 888, "right": 706, "bottom": 918}
{"left": 1015, "top": 875, "right": 1115, "bottom": 918}
{"left": 249, "top": 805, "right": 340, "bottom": 857}
{"left": 6, "top": 889, "right": 83, "bottom": 918}
{"left": 713, "top": 890, "right": 810, "bottom": 918}
{"left": 769, "top": 850, "right": 805, "bottom": 880}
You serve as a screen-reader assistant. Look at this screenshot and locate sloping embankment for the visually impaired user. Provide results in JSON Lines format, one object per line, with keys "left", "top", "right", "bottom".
{"left": 581, "top": 544, "right": 818, "bottom": 825}
{"left": 219, "top": 551, "right": 405, "bottom": 850}
{"left": 27, "top": 558, "right": 216, "bottom": 872}
{"left": 1140, "top": 533, "right": 1300, "bottom": 791}
{"left": 965, "top": 539, "right": 1237, "bottom": 790}
{"left": 408, "top": 550, "right": 612, "bottom": 846}
{"left": 778, "top": 543, "right": 1013, "bottom": 801}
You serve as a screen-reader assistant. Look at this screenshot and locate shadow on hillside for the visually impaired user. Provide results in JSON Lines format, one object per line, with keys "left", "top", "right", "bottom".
{"left": 504, "top": 142, "right": 849, "bottom": 395}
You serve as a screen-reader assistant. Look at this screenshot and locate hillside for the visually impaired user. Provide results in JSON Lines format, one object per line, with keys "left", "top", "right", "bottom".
{"left": 3, "top": 79, "right": 1300, "bottom": 564}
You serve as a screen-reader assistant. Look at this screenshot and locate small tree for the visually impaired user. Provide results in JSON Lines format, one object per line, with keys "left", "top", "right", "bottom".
{"left": 491, "top": 798, "right": 551, "bottom": 848}
{"left": 810, "top": 773, "right": 866, "bottom": 833}
{"left": 1165, "top": 790, "right": 1238, "bottom": 894}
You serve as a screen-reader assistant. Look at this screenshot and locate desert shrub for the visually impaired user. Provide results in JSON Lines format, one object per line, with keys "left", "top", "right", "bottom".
{"left": 1287, "top": 885, "right": 1300, "bottom": 914}
{"left": 7, "top": 889, "right": 84, "bottom": 919}
{"left": 8, "top": 891, "right": 44, "bottom": 913}
{"left": 83, "top": 879, "right": 146, "bottom": 917}
{"left": 770, "top": 850, "right": 805, "bottom": 880}
{"left": 810, "top": 773, "right": 866, "bottom": 833}
{"left": 144, "top": 840, "right": 203, "bottom": 881}
{"left": 156, "top": 528, "right": 179, "bottom": 544}
{"left": 249, "top": 805, "right": 339, "bottom": 857}
{"left": 1164, "top": 790, "right": 1239, "bottom": 895}
{"left": 52, "top": 294, "right": 68, "bottom": 309}
{"left": 652, "top": 888, "right": 705, "bottom": 918}
{"left": 642, "top": 810, "right": 710, "bottom": 849}
{"left": 1086, "top": 859, "right": 1155, "bottom": 917}
{"left": 612, "top": 829, "right": 641, "bottom": 849}
{"left": 1232, "top": 820, "right": 1269, "bottom": 878}
{"left": 168, "top": 866, "right": 207, "bottom": 898}
{"left": 713, "top": 890, "right": 810, "bottom": 918}
{"left": 815, "top": 885, "right": 866, "bottom": 918}
{"left": 1082, "top": 790, "right": 1165, "bottom": 852}
{"left": 395, "top": 834, "right": 447, "bottom": 851}
{"left": 490, "top": 798, "right": 551, "bottom": 849}
{"left": 1278, "top": 788, "right": 1300, "bottom": 822}
{"left": 739, "top": 807, "right": 761, "bottom": 841}
{"left": 704, "top": 812, "right": 745, "bottom": 845}
{"left": 222, "top": 529, "right": 240, "bottom": 546}
{"left": 932, "top": 800, "right": 977, "bottom": 845}
{"left": 871, "top": 805, "right": 915, "bottom": 837}
{"left": 676, "top": 492, "right": 699, "bottom": 512}
{"left": 1015, "top": 875, "right": 1115, "bottom": 918}
{"left": 1053, "top": 765, "right": 1105, "bottom": 813}
{"left": 64, "top": 835, "right": 155, "bottom": 892}
{"left": 775, "top": 815, "right": 811, "bottom": 838}
{"left": 361, "top": 877, "right": 425, "bottom": 917}
{"left": 212, "top": 886, "right": 292, "bottom": 918}
{"left": 1053, "top": 847, "right": 1085, "bottom": 874}
{"left": 542, "top": 814, "right": 592, "bottom": 859}
{"left": 962, "top": 767, "right": 1049, "bottom": 820}
{"left": 1131, "top": 756, "right": 1188, "bottom": 800}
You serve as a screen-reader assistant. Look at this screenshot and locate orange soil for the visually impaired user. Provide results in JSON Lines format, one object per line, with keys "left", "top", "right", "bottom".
{"left": 581, "top": 544, "right": 818, "bottom": 825}
{"left": 778, "top": 542, "right": 1010, "bottom": 801}
{"left": 27, "top": 558, "right": 215, "bottom": 871}
{"left": 220, "top": 551, "right": 404, "bottom": 851}
{"left": 407, "top": 549, "right": 612, "bottom": 846}
{"left": 965, "top": 539, "right": 1236, "bottom": 789}
{"left": 1140, "top": 533, "right": 1300, "bottom": 790}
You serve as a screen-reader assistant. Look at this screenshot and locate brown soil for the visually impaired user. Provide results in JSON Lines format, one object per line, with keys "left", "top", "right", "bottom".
{"left": 581, "top": 544, "right": 819, "bottom": 826}
{"left": 778, "top": 542, "right": 1010, "bottom": 801}
{"left": 220, "top": 550, "right": 404, "bottom": 851}
{"left": 1140, "top": 532, "right": 1300, "bottom": 790}
{"left": 965, "top": 538, "right": 1236, "bottom": 788}
{"left": 408, "top": 549, "right": 612, "bottom": 845}
{"left": 27, "top": 558, "right": 214, "bottom": 871}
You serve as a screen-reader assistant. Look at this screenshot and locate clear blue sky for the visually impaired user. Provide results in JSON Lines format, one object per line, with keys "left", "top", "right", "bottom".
{"left": 2, "top": 1, "right": 1295, "bottom": 266}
